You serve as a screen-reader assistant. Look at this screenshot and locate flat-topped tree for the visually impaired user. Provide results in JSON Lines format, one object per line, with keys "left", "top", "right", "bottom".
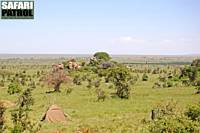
{"left": 94, "top": 52, "right": 111, "bottom": 62}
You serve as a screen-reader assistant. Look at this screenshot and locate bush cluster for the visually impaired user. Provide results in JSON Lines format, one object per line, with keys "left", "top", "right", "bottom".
{"left": 147, "top": 101, "right": 200, "bottom": 133}
{"left": 153, "top": 74, "right": 179, "bottom": 88}
{"left": 7, "top": 82, "right": 21, "bottom": 95}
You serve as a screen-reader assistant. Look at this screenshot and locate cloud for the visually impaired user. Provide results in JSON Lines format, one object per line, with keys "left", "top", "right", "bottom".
{"left": 115, "top": 36, "right": 146, "bottom": 44}
{"left": 161, "top": 38, "right": 192, "bottom": 44}
{"left": 162, "top": 39, "right": 173, "bottom": 43}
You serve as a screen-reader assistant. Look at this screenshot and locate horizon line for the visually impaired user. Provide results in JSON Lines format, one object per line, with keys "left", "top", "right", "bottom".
{"left": 0, "top": 53, "right": 200, "bottom": 56}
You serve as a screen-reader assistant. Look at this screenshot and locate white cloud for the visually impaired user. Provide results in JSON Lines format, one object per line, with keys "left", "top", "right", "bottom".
{"left": 162, "top": 39, "right": 173, "bottom": 43}
{"left": 116, "top": 36, "right": 146, "bottom": 44}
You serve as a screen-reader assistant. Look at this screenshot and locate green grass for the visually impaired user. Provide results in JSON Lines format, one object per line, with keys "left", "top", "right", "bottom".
{"left": 0, "top": 71, "right": 199, "bottom": 133}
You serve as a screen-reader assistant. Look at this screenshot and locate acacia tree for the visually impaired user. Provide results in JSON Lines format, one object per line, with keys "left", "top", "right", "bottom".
{"left": 106, "top": 66, "right": 132, "bottom": 99}
{"left": 94, "top": 52, "right": 111, "bottom": 61}
{"left": 44, "top": 69, "right": 70, "bottom": 92}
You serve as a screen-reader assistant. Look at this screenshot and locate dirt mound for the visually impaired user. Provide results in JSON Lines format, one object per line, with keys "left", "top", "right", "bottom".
{"left": 75, "top": 128, "right": 98, "bottom": 133}
{"left": 0, "top": 100, "right": 15, "bottom": 108}
{"left": 50, "top": 130, "right": 63, "bottom": 133}
{"left": 42, "top": 104, "right": 68, "bottom": 123}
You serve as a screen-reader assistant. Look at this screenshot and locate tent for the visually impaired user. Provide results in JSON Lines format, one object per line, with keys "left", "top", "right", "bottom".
{"left": 41, "top": 104, "right": 68, "bottom": 123}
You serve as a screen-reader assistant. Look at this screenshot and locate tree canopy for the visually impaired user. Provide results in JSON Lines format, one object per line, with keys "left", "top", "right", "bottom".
{"left": 93, "top": 52, "right": 111, "bottom": 61}
{"left": 191, "top": 59, "right": 200, "bottom": 67}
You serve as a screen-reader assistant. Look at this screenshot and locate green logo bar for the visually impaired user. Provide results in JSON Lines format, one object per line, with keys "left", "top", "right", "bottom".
{"left": 1, "top": 1, "right": 34, "bottom": 19}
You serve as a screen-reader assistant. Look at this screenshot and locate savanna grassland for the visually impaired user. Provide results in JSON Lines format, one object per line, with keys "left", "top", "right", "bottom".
{"left": 0, "top": 54, "right": 200, "bottom": 133}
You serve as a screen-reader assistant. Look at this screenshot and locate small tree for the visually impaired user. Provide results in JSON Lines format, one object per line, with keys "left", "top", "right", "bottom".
{"left": 142, "top": 73, "right": 148, "bottom": 81}
{"left": 7, "top": 82, "right": 21, "bottom": 95}
{"left": 10, "top": 88, "right": 41, "bottom": 133}
{"left": 44, "top": 69, "right": 70, "bottom": 92}
{"left": 106, "top": 66, "right": 132, "bottom": 99}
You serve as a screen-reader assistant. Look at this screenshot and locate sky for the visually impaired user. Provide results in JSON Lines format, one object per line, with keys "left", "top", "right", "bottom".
{"left": 0, "top": 0, "right": 200, "bottom": 55}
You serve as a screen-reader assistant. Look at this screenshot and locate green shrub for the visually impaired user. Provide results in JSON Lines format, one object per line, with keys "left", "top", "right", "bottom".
{"left": 28, "top": 80, "right": 36, "bottom": 89}
{"left": 0, "top": 102, "right": 6, "bottom": 133}
{"left": 73, "top": 75, "right": 82, "bottom": 85}
{"left": 36, "top": 71, "right": 40, "bottom": 78}
{"left": 180, "top": 59, "right": 200, "bottom": 94}
{"left": 185, "top": 103, "right": 200, "bottom": 122}
{"left": 152, "top": 68, "right": 160, "bottom": 74}
{"left": 65, "top": 87, "right": 73, "bottom": 94}
{"left": 159, "top": 75, "right": 168, "bottom": 82}
{"left": 116, "top": 81, "right": 130, "bottom": 99}
{"left": 96, "top": 89, "right": 106, "bottom": 101}
{"left": 180, "top": 66, "right": 199, "bottom": 84}
{"left": 81, "top": 73, "right": 87, "bottom": 81}
{"left": 94, "top": 80, "right": 101, "bottom": 88}
{"left": 106, "top": 66, "right": 132, "bottom": 99}
{"left": 7, "top": 82, "right": 21, "bottom": 95}
{"left": 149, "top": 116, "right": 200, "bottom": 133}
{"left": 154, "top": 74, "right": 178, "bottom": 88}
{"left": 0, "top": 80, "right": 4, "bottom": 87}
{"left": 148, "top": 101, "right": 200, "bottom": 133}
{"left": 142, "top": 73, "right": 148, "bottom": 81}
{"left": 196, "top": 86, "right": 200, "bottom": 94}
{"left": 153, "top": 82, "right": 162, "bottom": 88}
{"left": 151, "top": 100, "right": 180, "bottom": 120}
{"left": 195, "top": 80, "right": 200, "bottom": 94}
{"left": 87, "top": 79, "right": 92, "bottom": 88}
{"left": 10, "top": 88, "right": 41, "bottom": 133}
{"left": 167, "top": 81, "right": 174, "bottom": 87}
{"left": 98, "top": 69, "right": 109, "bottom": 77}
{"left": 181, "top": 77, "right": 190, "bottom": 86}
{"left": 191, "top": 59, "right": 200, "bottom": 67}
